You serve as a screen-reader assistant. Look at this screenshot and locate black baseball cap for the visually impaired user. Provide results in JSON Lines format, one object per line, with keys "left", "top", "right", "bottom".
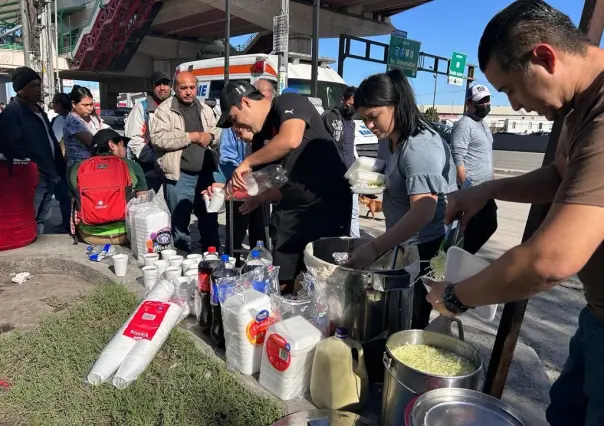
{"left": 216, "top": 81, "right": 258, "bottom": 128}
{"left": 150, "top": 71, "right": 171, "bottom": 87}
{"left": 91, "top": 129, "right": 130, "bottom": 154}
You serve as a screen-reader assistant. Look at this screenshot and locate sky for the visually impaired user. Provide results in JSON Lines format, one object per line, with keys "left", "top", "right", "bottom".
{"left": 16, "top": 0, "right": 586, "bottom": 107}
{"left": 318, "top": 0, "right": 587, "bottom": 108}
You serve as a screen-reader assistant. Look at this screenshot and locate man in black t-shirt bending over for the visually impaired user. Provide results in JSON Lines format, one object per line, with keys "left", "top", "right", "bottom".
{"left": 217, "top": 82, "right": 351, "bottom": 291}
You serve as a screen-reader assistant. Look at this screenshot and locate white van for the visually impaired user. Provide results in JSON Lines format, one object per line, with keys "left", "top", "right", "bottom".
{"left": 175, "top": 53, "right": 378, "bottom": 147}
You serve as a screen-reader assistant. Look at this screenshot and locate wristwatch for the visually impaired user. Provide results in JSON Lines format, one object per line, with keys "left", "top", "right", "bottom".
{"left": 440, "top": 284, "right": 473, "bottom": 315}
{"left": 209, "top": 134, "right": 215, "bottom": 144}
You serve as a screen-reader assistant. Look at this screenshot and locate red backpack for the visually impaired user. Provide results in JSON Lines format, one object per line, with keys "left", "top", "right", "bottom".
{"left": 75, "top": 156, "right": 132, "bottom": 226}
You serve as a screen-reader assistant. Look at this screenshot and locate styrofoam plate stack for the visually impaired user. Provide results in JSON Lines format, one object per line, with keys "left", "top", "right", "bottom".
{"left": 258, "top": 315, "right": 324, "bottom": 400}
{"left": 132, "top": 208, "right": 171, "bottom": 266}
{"left": 222, "top": 289, "right": 273, "bottom": 375}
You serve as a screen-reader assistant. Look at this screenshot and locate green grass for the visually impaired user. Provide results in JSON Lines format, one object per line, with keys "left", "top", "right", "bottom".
{"left": 0, "top": 284, "right": 283, "bottom": 426}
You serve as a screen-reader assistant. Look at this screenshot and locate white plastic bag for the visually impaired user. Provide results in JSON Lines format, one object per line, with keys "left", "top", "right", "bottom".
{"left": 219, "top": 267, "right": 280, "bottom": 375}
{"left": 126, "top": 190, "right": 173, "bottom": 266}
{"left": 87, "top": 278, "right": 175, "bottom": 385}
{"left": 258, "top": 315, "right": 324, "bottom": 400}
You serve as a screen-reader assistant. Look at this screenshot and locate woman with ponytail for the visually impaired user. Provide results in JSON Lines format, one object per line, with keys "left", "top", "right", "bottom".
{"left": 346, "top": 69, "right": 457, "bottom": 329}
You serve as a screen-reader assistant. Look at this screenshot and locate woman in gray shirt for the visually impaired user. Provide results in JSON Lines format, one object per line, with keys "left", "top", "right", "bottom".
{"left": 347, "top": 69, "right": 457, "bottom": 328}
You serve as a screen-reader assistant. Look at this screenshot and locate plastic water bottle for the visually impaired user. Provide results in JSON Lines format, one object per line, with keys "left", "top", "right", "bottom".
{"left": 241, "top": 250, "right": 268, "bottom": 293}
{"left": 196, "top": 246, "right": 221, "bottom": 333}
{"left": 246, "top": 241, "right": 273, "bottom": 265}
{"left": 210, "top": 254, "right": 237, "bottom": 347}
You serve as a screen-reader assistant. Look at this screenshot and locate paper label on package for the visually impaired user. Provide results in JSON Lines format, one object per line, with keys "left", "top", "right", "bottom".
{"left": 246, "top": 310, "right": 276, "bottom": 346}
{"left": 266, "top": 333, "right": 291, "bottom": 371}
{"left": 123, "top": 301, "right": 171, "bottom": 340}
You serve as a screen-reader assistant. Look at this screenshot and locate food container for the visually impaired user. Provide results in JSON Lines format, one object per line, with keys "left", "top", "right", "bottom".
{"left": 381, "top": 330, "right": 483, "bottom": 426}
{"left": 349, "top": 170, "right": 387, "bottom": 186}
{"left": 222, "top": 288, "right": 274, "bottom": 375}
{"left": 258, "top": 315, "right": 324, "bottom": 400}
{"left": 345, "top": 156, "right": 386, "bottom": 179}
{"left": 408, "top": 388, "right": 528, "bottom": 426}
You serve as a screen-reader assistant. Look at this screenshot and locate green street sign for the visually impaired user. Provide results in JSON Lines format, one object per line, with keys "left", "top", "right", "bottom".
{"left": 448, "top": 51, "right": 467, "bottom": 86}
{"left": 388, "top": 35, "right": 421, "bottom": 79}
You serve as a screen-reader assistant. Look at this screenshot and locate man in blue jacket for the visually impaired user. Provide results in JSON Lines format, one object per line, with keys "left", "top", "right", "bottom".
{"left": 0, "top": 67, "right": 65, "bottom": 235}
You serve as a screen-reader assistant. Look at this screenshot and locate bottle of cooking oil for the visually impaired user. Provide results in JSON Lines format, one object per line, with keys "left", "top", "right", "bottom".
{"left": 310, "top": 327, "right": 368, "bottom": 411}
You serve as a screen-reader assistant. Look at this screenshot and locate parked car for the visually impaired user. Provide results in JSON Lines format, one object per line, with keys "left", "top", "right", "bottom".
{"left": 431, "top": 122, "right": 452, "bottom": 143}
{"left": 100, "top": 108, "right": 131, "bottom": 128}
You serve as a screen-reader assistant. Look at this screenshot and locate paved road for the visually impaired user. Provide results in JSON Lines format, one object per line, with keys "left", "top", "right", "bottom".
{"left": 494, "top": 150, "right": 544, "bottom": 173}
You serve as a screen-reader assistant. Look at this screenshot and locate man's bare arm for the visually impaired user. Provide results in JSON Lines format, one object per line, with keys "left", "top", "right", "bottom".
{"left": 455, "top": 202, "right": 604, "bottom": 306}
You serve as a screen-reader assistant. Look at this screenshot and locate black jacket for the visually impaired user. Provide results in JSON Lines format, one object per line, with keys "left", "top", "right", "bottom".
{"left": 0, "top": 96, "right": 65, "bottom": 182}
{"left": 322, "top": 106, "right": 356, "bottom": 168}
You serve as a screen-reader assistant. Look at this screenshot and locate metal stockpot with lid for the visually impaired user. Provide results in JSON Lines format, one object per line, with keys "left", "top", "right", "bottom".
{"left": 408, "top": 388, "right": 528, "bottom": 426}
{"left": 381, "top": 330, "right": 484, "bottom": 426}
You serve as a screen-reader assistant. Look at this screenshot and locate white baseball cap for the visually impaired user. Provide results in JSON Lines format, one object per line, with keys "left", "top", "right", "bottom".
{"left": 466, "top": 84, "right": 491, "bottom": 102}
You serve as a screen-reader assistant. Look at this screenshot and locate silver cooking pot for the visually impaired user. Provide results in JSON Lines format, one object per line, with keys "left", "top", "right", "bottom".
{"left": 304, "top": 237, "right": 416, "bottom": 344}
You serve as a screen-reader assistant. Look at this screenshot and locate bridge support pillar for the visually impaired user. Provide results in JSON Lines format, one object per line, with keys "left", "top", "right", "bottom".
{"left": 99, "top": 82, "right": 118, "bottom": 111}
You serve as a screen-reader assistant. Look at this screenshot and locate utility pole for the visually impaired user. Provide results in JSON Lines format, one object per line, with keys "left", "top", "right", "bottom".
{"left": 276, "top": 0, "right": 289, "bottom": 94}
{"left": 310, "top": 0, "right": 319, "bottom": 98}
{"left": 20, "top": 0, "right": 32, "bottom": 66}
{"left": 225, "top": 0, "right": 230, "bottom": 83}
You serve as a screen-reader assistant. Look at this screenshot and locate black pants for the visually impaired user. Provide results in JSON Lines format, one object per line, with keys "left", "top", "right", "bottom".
{"left": 413, "top": 235, "right": 445, "bottom": 329}
{"left": 463, "top": 199, "right": 498, "bottom": 255}
{"left": 225, "top": 200, "right": 267, "bottom": 265}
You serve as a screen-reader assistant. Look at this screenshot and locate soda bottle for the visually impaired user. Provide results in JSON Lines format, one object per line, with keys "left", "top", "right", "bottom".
{"left": 196, "top": 246, "right": 221, "bottom": 332}
{"left": 246, "top": 240, "right": 273, "bottom": 265}
{"left": 210, "top": 254, "right": 237, "bottom": 347}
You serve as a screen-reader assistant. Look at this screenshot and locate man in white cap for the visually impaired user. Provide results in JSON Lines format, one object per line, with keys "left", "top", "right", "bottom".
{"left": 450, "top": 83, "right": 497, "bottom": 254}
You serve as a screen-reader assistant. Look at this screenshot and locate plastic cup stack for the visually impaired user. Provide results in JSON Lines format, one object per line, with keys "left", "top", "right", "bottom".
{"left": 143, "top": 253, "right": 159, "bottom": 267}
{"left": 182, "top": 258, "right": 198, "bottom": 273}
{"left": 153, "top": 259, "right": 169, "bottom": 276}
{"left": 161, "top": 249, "right": 176, "bottom": 260}
{"left": 112, "top": 254, "right": 129, "bottom": 277}
{"left": 165, "top": 266, "right": 181, "bottom": 281}
{"left": 141, "top": 266, "right": 158, "bottom": 290}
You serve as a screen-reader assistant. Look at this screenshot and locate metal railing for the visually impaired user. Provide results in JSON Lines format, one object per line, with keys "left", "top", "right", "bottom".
{"left": 233, "top": 32, "right": 258, "bottom": 52}
{"left": 58, "top": 0, "right": 103, "bottom": 55}
{"left": 0, "top": 43, "right": 23, "bottom": 50}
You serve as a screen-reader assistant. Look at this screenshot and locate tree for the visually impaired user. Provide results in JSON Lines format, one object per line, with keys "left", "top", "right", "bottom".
{"left": 423, "top": 107, "right": 440, "bottom": 123}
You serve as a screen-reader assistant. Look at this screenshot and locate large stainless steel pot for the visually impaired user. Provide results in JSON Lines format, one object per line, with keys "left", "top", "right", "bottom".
{"left": 381, "top": 330, "right": 483, "bottom": 426}
{"left": 304, "top": 237, "right": 416, "bottom": 344}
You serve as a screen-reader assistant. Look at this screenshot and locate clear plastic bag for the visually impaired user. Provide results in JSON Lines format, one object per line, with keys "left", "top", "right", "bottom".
{"left": 226, "top": 164, "right": 289, "bottom": 201}
{"left": 218, "top": 266, "right": 280, "bottom": 375}
{"left": 125, "top": 190, "right": 172, "bottom": 265}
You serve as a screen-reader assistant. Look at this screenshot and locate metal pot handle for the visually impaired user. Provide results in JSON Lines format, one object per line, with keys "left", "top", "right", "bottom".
{"left": 382, "top": 351, "right": 420, "bottom": 395}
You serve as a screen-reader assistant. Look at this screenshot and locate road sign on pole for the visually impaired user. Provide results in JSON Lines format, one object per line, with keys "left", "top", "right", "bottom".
{"left": 273, "top": 14, "right": 289, "bottom": 53}
{"left": 387, "top": 31, "right": 420, "bottom": 79}
{"left": 448, "top": 51, "right": 467, "bottom": 86}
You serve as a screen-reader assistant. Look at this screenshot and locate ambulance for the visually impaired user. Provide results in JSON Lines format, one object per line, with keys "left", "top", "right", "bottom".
{"left": 175, "top": 53, "right": 378, "bottom": 148}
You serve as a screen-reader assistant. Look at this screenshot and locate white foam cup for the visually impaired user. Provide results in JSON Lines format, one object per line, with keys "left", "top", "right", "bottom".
{"left": 142, "top": 266, "right": 158, "bottom": 290}
{"left": 143, "top": 253, "right": 159, "bottom": 267}
{"left": 161, "top": 248, "right": 176, "bottom": 260}
{"left": 112, "top": 254, "right": 129, "bottom": 277}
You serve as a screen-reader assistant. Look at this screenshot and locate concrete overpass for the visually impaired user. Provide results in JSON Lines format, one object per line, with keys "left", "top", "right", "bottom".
{"left": 55, "top": 0, "right": 432, "bottom": 108}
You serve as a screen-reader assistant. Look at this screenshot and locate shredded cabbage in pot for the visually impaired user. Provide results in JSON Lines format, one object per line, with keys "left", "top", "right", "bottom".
{"left": 390, "top": 344, "right": 475, "bottom": 377}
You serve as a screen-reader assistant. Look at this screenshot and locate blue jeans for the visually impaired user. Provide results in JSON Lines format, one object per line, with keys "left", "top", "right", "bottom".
{"left": 350, "top": 194, "right": 360, "bottom": 238}
{"left": 33, "top": 177, "right": 55, "bottom": 235}
{"left": 546, "top": 307, "right": 604, "bottom": 426}
{"left": 164, "top": 169, "right": 219, "bottom": 252}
